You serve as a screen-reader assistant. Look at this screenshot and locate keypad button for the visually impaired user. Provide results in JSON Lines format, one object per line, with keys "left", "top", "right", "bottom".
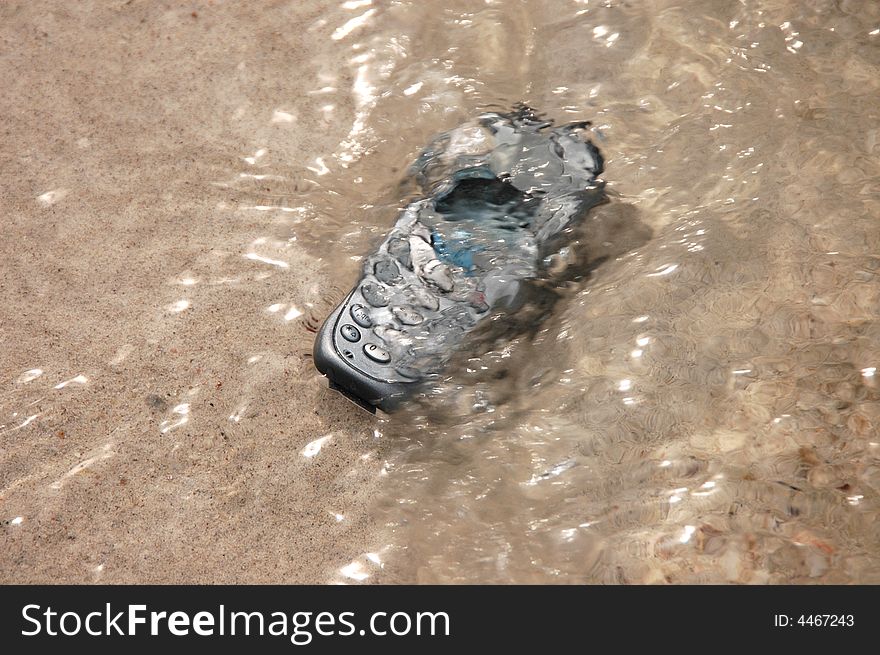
{"left": 349, "top": 304, "right": 373, "bottom": 327}
{"left": 361, "top": 282, "right": 390, "bottom": 307}
{"left": 374, "top": 259, "right": 401, "bottom": 284}
{"left": 374, "top": 326, "right": 403, "bottom": 343}
{"left": 422, "top": 260, "right": 454, "bottom": 291}
{"left": 394, "top": 365, "right": 422, "bottom": 380}
{"left": 388, "top": 237, "right": 412, "bottom": 269}
{"left": 392, "top": 306, "right": 424, "bottom": 325}
{"left": 406, "top": 286, "right": 439, "bottom": 311}
{"left": 363, "top": 343, "right": 391, "bottom": 364}
{"left": 339, "top": 324, "right": 361, "bottom": 342}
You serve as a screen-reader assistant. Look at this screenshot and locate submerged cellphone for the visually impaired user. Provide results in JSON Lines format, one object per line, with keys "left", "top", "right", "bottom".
{"left": 314, "top": 105, "right": 604, "bottom": 412}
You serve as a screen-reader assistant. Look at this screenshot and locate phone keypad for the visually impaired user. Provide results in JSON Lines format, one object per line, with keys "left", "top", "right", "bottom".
{"left": 349, "top": 304, "right": 373, "bottom": 327}
{"left": 392, "top": 307, "right": 424, "bottom": 325}
{"left": 340, "top": 324, "right": 361, "bottom": 342}
{"left": 334, "top": 214, "right": 492, "bottom": 384}
{"left": 361, "top": 283, "right": 390, "bottom": 307}
{"left": 374, "top": 259, "right": 401, "bottom": 284}
{"left": 363, "top": 343, "right": 391, "bottom": 363}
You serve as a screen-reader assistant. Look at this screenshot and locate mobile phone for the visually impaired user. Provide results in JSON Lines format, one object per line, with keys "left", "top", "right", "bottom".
{"left": 313, "top": 105, "right": 605, "bottom": 412}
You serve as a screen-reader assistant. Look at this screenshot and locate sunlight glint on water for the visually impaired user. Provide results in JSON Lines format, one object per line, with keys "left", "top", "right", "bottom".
{"left": 225, "top": 0, "right": 880, "bottom": 583}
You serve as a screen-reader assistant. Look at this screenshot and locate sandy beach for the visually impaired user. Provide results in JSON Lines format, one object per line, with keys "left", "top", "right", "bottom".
{"left": 3, "top": 0, "right": 880, "bottom": 584}
{"left": 1, "top": 1, "right": 385, "bottom": 583}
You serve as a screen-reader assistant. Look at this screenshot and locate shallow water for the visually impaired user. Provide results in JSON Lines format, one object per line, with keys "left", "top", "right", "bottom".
{"left": 318, "top": 0, "right": 880, "bottom": 584}
{"left": 2, "top": 0, "right": 879, "bottom": 584}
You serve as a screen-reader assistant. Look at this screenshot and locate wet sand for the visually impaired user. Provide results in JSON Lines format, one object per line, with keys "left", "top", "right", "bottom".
{"left": 1, "top": 1, "right": 380, "bottom": 583}
{"left": 4, "top": 0, "right": 880, "bottom": 585}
